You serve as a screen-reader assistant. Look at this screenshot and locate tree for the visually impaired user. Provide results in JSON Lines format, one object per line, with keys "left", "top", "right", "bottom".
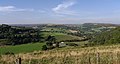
{"left": 46, "top": 35, "right": 56, "bottom": 49}
{"left": 46, "top": 35, "right": 56, "bottom": 44}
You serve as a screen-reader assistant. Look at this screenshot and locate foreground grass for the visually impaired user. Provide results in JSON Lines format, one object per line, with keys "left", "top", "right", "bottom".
{"left": 0, "top": 43, "right": 45, "bottom": 54}
{"left": 1, "top": 44, "right": 120, "bottom": 64}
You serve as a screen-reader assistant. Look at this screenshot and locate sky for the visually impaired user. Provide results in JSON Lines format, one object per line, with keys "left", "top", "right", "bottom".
{"left": 0, "top": 0, "right": 120, "bottom": 24}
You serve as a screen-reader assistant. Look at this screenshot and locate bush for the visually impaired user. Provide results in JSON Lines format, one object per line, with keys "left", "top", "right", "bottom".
{"left": 5, "top": 51, "right": 14, "bottom": 55}
{"left": 42, "top": 45, "right": 47, "bottom": 50}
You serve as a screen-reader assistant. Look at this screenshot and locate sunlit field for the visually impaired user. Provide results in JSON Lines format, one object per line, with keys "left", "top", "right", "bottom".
{"left": 0, "top": 43, "right": 45, "bottom": 54}
{"left": 1, "top": 44, "right": 120, "bottom": 64}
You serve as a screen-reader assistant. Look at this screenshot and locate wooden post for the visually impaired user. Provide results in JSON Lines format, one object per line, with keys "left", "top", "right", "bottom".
{"left": 96, "top": 53, "right": 100, "bottom": 64}
{"left": 16, "top": 57, "right": 21, "bottom": 64}
{"left": 116, "top": 52, "right": 119, "bottom": 64}
{"left": 88, "top": 56, "right": 91, "bottom": 64}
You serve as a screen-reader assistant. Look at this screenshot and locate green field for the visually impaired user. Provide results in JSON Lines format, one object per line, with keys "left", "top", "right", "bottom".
{"left": 41, "top": 32, "right": 83, "bottom": 41}
{"left": 65, "top": 41, "right": 89, "bottom": 46}
{"left": 41, "top": 27, "right": 70, "bottom": 33}
{"left": 0, "top": 43, "right": 45, "bottom": 54}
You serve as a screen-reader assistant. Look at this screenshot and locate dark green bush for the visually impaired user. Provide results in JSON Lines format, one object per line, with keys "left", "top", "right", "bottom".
{"left": 42, "top": 45, "right": 47, "bottom": 50}
{"left": 5, "top": 51, "right": 14, "bottom": 55}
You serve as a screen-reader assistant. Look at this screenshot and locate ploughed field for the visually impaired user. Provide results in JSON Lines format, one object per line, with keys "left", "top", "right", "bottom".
{"left": 1, "top": 44, "right": 120, "bottom": 64}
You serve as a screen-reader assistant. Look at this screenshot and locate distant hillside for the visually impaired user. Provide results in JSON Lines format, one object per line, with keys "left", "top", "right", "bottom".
{"left": 0, "top": 24, "right": 41, "bottom": 46}
{"left": 83, "top": 23, "right": 119, "bottom": 27}
{"left": 91, "top": 27, "right": 120, "bottom": 45}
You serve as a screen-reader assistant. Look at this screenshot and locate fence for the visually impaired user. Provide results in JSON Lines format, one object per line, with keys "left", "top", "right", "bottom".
{"left": 13, "top": 52, "right": 120, "bottom": 64}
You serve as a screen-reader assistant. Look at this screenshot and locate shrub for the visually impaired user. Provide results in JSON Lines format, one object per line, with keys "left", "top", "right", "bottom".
{"left": 42, "top": 45, "right": 47, "bottom": 50}
{"left": 5, "top": 51, "right": 14, "bottom": 55}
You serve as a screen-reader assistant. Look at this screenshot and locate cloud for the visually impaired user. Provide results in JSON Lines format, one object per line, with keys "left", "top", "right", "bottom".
{"left": 0, "top": 6, "right": 34, "bottom": 12}
{"left": 52, "top": 0, "right": 76, "bottom": 15}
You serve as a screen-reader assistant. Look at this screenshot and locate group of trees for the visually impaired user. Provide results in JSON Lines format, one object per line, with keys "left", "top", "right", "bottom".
{"left": 0, "top": 24, "right": 41, "bottom": 46}
{"left": 42, "top": 35, "right": 59, "bottom": 50}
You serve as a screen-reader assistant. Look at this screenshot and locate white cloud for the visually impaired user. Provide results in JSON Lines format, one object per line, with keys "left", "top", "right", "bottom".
{"left": 52, "top": 0, "right": 76, "bottom": 15}
{"left": 0, "top": 6, "right": 34, "bottom": 12}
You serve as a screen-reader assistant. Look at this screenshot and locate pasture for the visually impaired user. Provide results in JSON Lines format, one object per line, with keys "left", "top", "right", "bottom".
{"left": 0, "top": 43, "right": 45, "bottom": 54}
{"left": 41, "top": 32, "right": 83, "bottom": 42}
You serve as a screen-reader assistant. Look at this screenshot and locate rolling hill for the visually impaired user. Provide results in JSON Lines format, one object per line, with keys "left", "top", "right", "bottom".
{"left": 91, "top": 27, "right": 120, "bottom": 45}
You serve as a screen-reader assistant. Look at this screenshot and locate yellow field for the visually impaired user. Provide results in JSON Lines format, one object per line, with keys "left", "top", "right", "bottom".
{"left": 1, "top": 44, "right": 120, "bottom": 64}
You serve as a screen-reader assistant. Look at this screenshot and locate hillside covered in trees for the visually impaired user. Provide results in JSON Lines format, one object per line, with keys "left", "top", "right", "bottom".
{"left": 0, "top": 24, "right": 41, "bottom": 46}
{"left": 91, "top": 27, "right": 120, "bottom": 45}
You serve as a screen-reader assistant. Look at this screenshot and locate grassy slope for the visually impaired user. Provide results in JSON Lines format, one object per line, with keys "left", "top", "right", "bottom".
{"left": 41, "top": 27, "right": 83, "bottom": 42}
{"left": 41, "top": 27, "right": 71, "bottom": 33}
{"left": 0, "top": 43, "right": 45, "bottom": 54}
{"left": 1, "top": 44, "right": 120, "bottom": 64}
{"left": 65, "top": 41, "right": 89, "bottom": 46}
{"left": 41, "top": 32, "right": 82, "bottom": 41}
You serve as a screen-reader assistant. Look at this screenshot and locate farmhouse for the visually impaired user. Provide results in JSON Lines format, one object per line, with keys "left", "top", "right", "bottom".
{"left": 59, "top": 42, "right": 66, "bottom": 47}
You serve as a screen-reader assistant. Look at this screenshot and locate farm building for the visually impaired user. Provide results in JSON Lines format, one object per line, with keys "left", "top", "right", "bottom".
{"left": 59, "top": 42, "right": 66, "bottom": 47}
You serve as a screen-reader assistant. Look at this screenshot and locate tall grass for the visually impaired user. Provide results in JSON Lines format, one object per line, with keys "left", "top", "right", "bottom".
{"left": 1, "top": 44, "right": 120, "bottom": 64}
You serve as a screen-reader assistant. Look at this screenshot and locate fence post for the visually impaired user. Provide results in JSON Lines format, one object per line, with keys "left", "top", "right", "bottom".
{"left": 88, "top": 56, "right": 91, "bottom": 64}
{"left": 116, "top": 52, "right": 119, "bottom": 64}
{"left": 16, "top": 57, "right": 21, "bottom": 64}
{"left": 96, "top": 53, "right": 100, "bottom": 64}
